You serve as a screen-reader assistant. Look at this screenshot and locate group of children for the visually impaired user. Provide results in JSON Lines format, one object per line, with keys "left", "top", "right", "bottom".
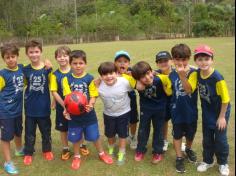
{"left": 0, "top": 39, "right": 231, "bottom": 176}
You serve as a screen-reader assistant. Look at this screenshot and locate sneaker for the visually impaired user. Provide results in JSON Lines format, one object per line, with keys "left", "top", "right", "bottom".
{"left": 15, "top": 148, "right": 24, "bottom": 157}
{"left": 80, "top": 144, "right": 90, "bottom": 156}
{"left": 43, "top": 152, "right": 54, "bottom": 161}
{"left": 185, "top": 148, "right": 197, "bottom": 163}
{"left": 4, "top": 162, "right": 18, "bottom": 175}
{"left": 219, "top": 164, "right": 229, "bottom": 176}
{"left": 117, "top": 152, "right": 125, "bottom": 165}
{"left": 108, "top": 146, "right": 114, "bottom": 156}
{"left": 24, "top": 155, "right": 32, "bottom": 165}
{"left": 129, "top": 136, "right": 137, "bottom": 150}
{"left": 197, "top": 162, "right": 214, "bottom": 172}
{"left": 99, "top": 152, "right": 113, "bottom": 164}
{"left": 181, "top": 142, "right": 186, "bottom": 152}
{"left": 151, "top": 154, "right": 163, "bottom": 164}
{"left": 134, "top": 152, "right": 145, "bottom": 161}
{"left": 176, "top": 157, "right": 185, "bottom": 173}
{"left": 61, "top": 148, "right": 71, "bottom": 160}
{"left": 71, "top": 157, "right": 81, "bottom": 170}
{"left": 163, "top": 140, "right": 169, "bottom": 152}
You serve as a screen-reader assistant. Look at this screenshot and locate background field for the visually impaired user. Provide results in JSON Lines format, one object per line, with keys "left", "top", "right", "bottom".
{"left": 0, "top": 37, "right": 234, "bottom": 176}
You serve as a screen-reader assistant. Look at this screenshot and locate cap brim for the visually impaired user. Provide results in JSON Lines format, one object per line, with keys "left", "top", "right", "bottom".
{"left": 194, "top": 51, "right": 213, "bottom": 57}
{"left": 114, "top": 54, "right": 130, "bottom": 61}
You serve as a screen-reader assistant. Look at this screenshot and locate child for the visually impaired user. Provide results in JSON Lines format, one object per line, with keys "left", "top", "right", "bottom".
{"left": 114, "top": 50, "right": 138, "bottom": 149}
{"left": 23, "top": 39, "right": 54, "bottom": 165}
{"left": 169, "top": 44, "right": 198, "bottom": 173}
{"left": 0, "top": 43, "right": 24, "bottom": 174}
{"left": 155, "top": 51, "right": 173, "bottom": 152}
{"left": 131, "top": 61, "right": 171, "bottom": 164}
{"left": 194, "top": 45, "right": 231, "bottom": 176}
{"left": 62, "top": 50, "right": 113, "bottom": 170}
{"left": 94, "top": 61, "right": 136, "bottom": 165}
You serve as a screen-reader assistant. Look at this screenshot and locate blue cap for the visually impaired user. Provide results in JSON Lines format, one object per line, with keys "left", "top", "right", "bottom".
{"left": 114, "top": 50, "right": 131, "bottom": 61}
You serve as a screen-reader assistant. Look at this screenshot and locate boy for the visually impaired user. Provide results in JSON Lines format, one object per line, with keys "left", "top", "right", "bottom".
{"left": 114, "top": 50, "right": 138, "bottom": 149}
{"left": 155, "top": 51, "right": 173, "bottom": 152}
{"left": 194, "top": 45, "right": 231, "bottom": 176}
{"left": 169, "top": 44, "right": 198, "bottom": 173}
{"left": 131, "top": 61, "right": 171, "bottom": 164}
{"left": 0, "top": 43, "right": 24, "bottom": 174}
{"left": 94, "top": 62, "right": 136, "bottom": 165}
{"left": 62, "top": 50, "right": 113, "bottom": 170}
{"left": 23, "top": 39, "right": 54, "bottom": 165}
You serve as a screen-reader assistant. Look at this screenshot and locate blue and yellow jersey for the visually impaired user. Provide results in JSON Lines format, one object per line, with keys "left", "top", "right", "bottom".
{"left": 137, "top": 74, "right": 171, "bottom": 111}
{"left": 169, "top": 67, "right": 198, "bottom": 124}
{"left": 0, "top": 64, "right": 24, "bottom": 119}
{"left": 23, "top": 64, "right": 52, "bottom": 118}
{"left": 62, "top": 73, "right": 98, "bottom": 127}
{"left": 50, "top": 68, "right": 71, "bottom": 113}
{"left": 197, "top": 69, "right": 231, "bottom": 128}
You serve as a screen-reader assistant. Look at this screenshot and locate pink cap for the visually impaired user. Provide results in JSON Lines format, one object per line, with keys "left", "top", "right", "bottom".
{"left": 194, "top": 45, "right": 214, "bottom": 57}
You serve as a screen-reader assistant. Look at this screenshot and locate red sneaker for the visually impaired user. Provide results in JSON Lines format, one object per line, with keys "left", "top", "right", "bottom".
{"left": 24, "top": 155, "right": 33, "bottom": 165}
{"left": 71, "top": 157, "right": 81, "bottom": 170}
{"left": 43, "top": 152, "right": 54, "bottom": 161}
{"left": 134, "top": 152, "right": 145, "bottom": 161}
{"left": 151, "top": 154, "right": 163, "bottom": 164}
{"left": 99, "top": 152, "right": 113, "bottom": 164}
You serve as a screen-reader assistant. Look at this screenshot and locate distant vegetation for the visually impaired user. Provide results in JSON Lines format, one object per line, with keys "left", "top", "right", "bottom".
{"left": 0, "top": 0, "right": 234, "bottom": 44}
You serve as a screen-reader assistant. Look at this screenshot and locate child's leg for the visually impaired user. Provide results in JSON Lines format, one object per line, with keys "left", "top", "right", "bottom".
{"left": 202, "top": 126, "right": 214, "bottom": 164}
{"left": 152, "top": 114, "right": 164, "bottom": 155}
{"left": 173, "top": 138, "right": 183, "bottom": 157}
{"left": 73, "top": 140, "right": 83, "bottom": 156}
{"left": 130, "top": 123, "right": 137, "bottom": 137}
{"left": 60, "top": 131, "right": 69, "bottom": 148}
{"left": 14, "top": 136, "right": 22, "bottom": 151}
{"left": 1, "top": 141, "right": 11, "bottom": 162}
{"left": 14, "top": 116, "right": 23, "bottom": 153}
{"left": 163, "top": 121, "right": 168, "bottom": 141}
{"left": 24, "top": 117, "right": 37, "bottom": 156}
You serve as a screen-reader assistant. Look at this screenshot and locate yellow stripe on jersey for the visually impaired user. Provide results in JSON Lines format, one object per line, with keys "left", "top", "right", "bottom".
{"left": 188, "top": 71, "right": 197, "bottom": 93}
{"left": 62, "top": 77, "right": 71, "bottom": 96}
{"left": 48, "top": 72, "right": 53, "bottom": 88}
{"left": 122, "top": 74, "right": 136, "bottom": 89}
{"left": 216, "top": 80, "right": 230, "bottom": 103}
{"left": 0, "top": 76, "right": 6, "bottom": 91}
{"left": 89, "top": 81, "right": 99, "bottom": 97}
{"left": 158, "top": 74, "right": 172, "bottom": 96}
{"left": 50, "top": 73, "right": 58, "bottom": 91}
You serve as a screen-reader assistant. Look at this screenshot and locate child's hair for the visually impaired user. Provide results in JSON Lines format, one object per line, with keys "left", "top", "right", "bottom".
{"left": 171, "top": 43, "right": 191, "bottom": 59}
{"left": 25, "top": 39, "right": 42, "bottom": 53}
{"left": 131, "top": 61, "right": 152, "bottom": 80}
{"left": 55, "top": 46, "right": 71, "bottom": 59}
{"left": 1, "top": 43, "right": 19, "bottom": 58}
{"left": 69, "top": 50, "right": 86, "bottom": 64}
{"left": 98, "top": 62, "right": 117, "bottom": 76}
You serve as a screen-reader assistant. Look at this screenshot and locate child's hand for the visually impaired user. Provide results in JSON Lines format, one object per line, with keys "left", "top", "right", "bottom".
{"left": 85, "top": 104, "right": 93, "bottom": 112}
{"left": 176, "top": 64, "right": 189, "bottom": 78}
{"left": 94, "top": 78, "right": 101, "bottom": 88}
{"left": 44, "top": 59, "right": 53, "bottom": 70}
{"left": 136, "top": 81, "right": 146, "bottom": 91}
{"left": 216, "top": 116, "right": 227, "bottom": 130}
{"left": 51, "top": 100, "right": 56, "bottom": 110}
{"left": 63, "top": 109, "right": 71, "bottom": 120}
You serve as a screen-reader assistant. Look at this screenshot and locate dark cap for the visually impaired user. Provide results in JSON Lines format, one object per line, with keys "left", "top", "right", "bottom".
{"left": 156, "top": 51, "right": 172, "bottom": 62}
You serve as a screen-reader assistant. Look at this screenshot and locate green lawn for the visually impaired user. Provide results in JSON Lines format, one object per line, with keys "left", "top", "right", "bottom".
{"left": 0, "top": 37, "right": 235, "bottom": 176}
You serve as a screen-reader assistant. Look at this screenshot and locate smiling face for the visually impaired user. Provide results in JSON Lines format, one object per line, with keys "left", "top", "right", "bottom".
{"left": 70, "top": 57, "right": 86, "bottom": 76}
{"left": 56, "top": 52, "right": 70, "bottom": 67}
{"left": 156, "top": 58, "right": 172, "bottom": 73}
{"left": 139, "top": 70, "right": 154, "bottom": 86}
{"left": 114, "top": 56, "right": 130, "bottom": 74}
{"left": 101, "top": 72, "right": 117, "bottom": 86}
{"left": 195, "top": 55, "right": 213, "bottom": 71}
{"left": 26, "top": 47, "right": 42, "bottom": 64}
{"left": 3, "top": 53, "right": 18, "bottom": 69}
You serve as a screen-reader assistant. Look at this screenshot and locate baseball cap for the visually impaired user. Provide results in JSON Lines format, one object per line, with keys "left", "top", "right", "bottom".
{"left": 114, "top": 50, "right": 131, "bottom": 61}
{"left": 156, "top": 51, "right": 172, "bottom": 62}
{"left": 194, "top": 45, "right": 214, "bottom": 57}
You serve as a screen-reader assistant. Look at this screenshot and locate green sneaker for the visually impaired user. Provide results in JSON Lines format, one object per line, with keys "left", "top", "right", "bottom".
{"left": 15, "top": 148, "right": 24, "bottom": 157}
{"left": 117, "top": 152, "right": 125, "bottom": 165}
{"left": 108, "top": 146, "right": 114, "bottom": 156}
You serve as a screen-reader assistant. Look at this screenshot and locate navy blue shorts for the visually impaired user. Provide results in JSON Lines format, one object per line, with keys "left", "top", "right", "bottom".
{"left": 0, "top": 116, "right": 23, "bottom": 142}
{"left": 172, "top": 122, "right": 197, "bottom": 141}
{"left": 104, "top": 111, "right": 130, "bottom": 138}
{"left": 129, "top": 91, "right": 139, "bottom": 124}
{"left": 55, "top": 110, "right": 68, "bottom": 132}
{"left": 68, "top": 122, "right": 100, "bottom": 143}
{"left": 165, "top": 104, "right": 172, "bottom": 122}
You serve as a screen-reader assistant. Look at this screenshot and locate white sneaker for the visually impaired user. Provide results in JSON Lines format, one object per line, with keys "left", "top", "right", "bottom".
{"left": 163, "top": 140, "right": 169, "bottom": 152}
{"left": 197, "top": 162, "right": 214, "bottom": 172}
{"left": 219, "top": 164, "right": 229, "bottom": 176}
{"left": 129, "top": 136, "right": 137, "bottom": 150}
{"left": 181, "top": 142, "right": 186, "bottom": 152}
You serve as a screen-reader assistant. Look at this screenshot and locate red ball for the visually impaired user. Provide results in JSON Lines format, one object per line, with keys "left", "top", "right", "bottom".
{"left": 64, "top": 91, "right": 88, "bottom": 115}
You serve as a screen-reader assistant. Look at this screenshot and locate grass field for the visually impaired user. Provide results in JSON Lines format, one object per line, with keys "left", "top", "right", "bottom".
{"left": 0, "top": 37, "right": 234, "bottom": 176}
